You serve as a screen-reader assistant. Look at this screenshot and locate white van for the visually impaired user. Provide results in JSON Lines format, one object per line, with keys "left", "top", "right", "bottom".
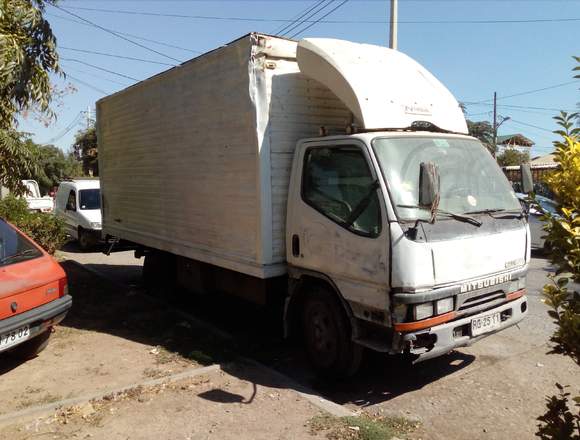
{"left": 54, "top": 179, "right": 102, "bottom": 249}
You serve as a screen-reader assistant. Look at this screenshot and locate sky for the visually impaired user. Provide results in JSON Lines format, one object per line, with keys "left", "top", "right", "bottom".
{"left": 18, "top": 0, "right": 580, "bottom": 157}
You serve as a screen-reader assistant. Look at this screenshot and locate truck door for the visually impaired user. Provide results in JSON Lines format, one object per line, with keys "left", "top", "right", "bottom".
{"left": 287, "top": 140, "right": 389, "bottom": 311}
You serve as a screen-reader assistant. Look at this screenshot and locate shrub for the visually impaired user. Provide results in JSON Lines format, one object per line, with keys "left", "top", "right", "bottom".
{"left": 0, "top": 195, "right": 66, "bottom": 254}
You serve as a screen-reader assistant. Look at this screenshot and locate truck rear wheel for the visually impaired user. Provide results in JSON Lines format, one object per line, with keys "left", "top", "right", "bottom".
{"left": 302, "top": 287, "right": 362, "bottom": 378}
{"left": 10, "top": 329, "right": 51, "bottom": 360}
{"left": 143, "top": 251, "right": 176, "bottom": 298}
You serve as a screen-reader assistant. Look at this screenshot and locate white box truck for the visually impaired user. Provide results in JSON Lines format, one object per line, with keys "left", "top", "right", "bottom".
{"left": 98, "top": 33, "right": 530, "bottom": 377}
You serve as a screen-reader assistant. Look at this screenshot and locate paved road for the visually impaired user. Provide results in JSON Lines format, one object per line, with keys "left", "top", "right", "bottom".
{"left": 58, "top": 244, "right": 578, "bottom": 440}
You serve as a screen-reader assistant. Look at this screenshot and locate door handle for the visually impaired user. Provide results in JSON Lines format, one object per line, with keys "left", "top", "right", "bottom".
{"left": 292, "top": 234, "right": 300, "bottom": 257}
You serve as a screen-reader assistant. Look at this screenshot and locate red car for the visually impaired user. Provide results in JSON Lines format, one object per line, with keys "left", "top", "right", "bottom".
{"left": 0, "top": 218, "right": 72, "bottom": 359}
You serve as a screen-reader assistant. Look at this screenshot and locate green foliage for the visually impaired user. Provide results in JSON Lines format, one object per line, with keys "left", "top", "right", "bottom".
{"left": 536, "top": 384, "right": 580, "bottom": 440}
{"left": 33, "top": 144, "right": 82, "bottom": 194}
{"left": 535, "top": 110, "right": 580, "bottom": 438}
{"left": 497, "top": 148, "right": 530, "bottom": 167}
{"left": 0, "top": 0, "right": 60, "bottom": 130}
{"left": 0, "top": 195, "right": 65, "bottom": 254}
{"left": 0, "top": 129, "right": 39, "bottom": 195}
{"left": 467, "top": 120, "right": 494, "bottom": 153}
{"left": 72, "top": 126, "right": 98, "bottom": 176}
{"left": 308, "top": 414, "right": 418, "bottom": 440}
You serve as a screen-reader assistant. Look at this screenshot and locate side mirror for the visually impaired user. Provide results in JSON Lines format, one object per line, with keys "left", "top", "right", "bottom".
{"left": 520, "top": 164, "right": 534, "bottom": 194}
{"left": 419, "top": 162, "right": 440, "bottom": 208}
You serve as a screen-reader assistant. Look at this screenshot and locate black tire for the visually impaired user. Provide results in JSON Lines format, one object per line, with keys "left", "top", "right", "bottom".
{"left": 78, "top": 228, "right": 93, "bottom": 251}
{"left": 9, "top": 330, "right": 51, "bottom": 360}
{"left": 302, "top": 287, "right": 362, "bottom": 379}
{"left": 143, "top": 251, "right": 177, "bottom": 298}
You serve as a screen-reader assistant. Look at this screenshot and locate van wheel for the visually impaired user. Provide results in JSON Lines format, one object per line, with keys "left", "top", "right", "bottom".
{"left": 302, "top": 287, "right": 362, "bottom": 379}
{"left": 78, "top": 228, "right": 92, "bottom": 250}
{"left": 10, "top": 330, "right": 51, "bottom": 360}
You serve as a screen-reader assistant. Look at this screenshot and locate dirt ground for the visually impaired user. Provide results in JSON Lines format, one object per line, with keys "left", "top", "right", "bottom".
{"left": 0, "top": 260, "right": 416, "bottom": 440}
{"left": 0, "top": 364, "right": 331, "bottom": 440}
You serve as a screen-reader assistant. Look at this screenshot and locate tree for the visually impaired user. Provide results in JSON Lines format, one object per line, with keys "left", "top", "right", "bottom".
{"left": 72, "top": 126, "right": 98, "bottom": 176}
{"left": 467, "top": 120, "right": 494, "bottom": 153}
{"left": 535, "top": 113, "right": 580, "bottom": 438}
{"left": 0, "top": 0, "right": 60, "bottom": 194}
{"left": 496, "top": 148, "right": 530, "bottom": 167}
{"left": 0, "top": 130, "right": 39, "bottom": 195}
{"left": 0, "top": 0, "right": 60, "bottom": 129}
{"left": 33, "top": 144, "right": 82, "bottom": 194}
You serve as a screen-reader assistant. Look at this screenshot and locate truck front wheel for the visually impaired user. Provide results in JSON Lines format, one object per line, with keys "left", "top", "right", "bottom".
{"left": 302, "top": 288, "right": 362, "bottom": 378}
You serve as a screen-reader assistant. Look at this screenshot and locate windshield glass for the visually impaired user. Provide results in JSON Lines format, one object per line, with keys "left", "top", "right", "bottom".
{"left": 372, "top": 136, "right": 521, "bottom": 221}
{"left": 0, "top": 219, "right": 42, "bottom": 267}
{"left": 79, "top": 189, "right": 100, "bottom": 210}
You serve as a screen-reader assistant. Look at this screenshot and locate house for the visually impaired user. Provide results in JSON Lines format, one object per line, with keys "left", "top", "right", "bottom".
{"left": 496, "top": 133, "right": 534, "bottom": 155}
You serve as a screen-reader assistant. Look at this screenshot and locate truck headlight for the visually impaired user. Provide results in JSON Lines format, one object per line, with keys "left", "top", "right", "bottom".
{"left": 414, "top": 303, "right": 434, "bottom": 320}
{"left": 90, "top": 222, "right": 102, "bottom": 229}
{"left": 436, "top": 297, "right": 454, "bottom": 314}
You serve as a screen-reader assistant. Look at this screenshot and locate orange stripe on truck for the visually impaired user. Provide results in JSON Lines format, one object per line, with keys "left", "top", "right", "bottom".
{"left": 394, "top": 311, "right": 456, "bottom": 332}
{"left": 506, "top": 289, "right": 526, "bottom": 302}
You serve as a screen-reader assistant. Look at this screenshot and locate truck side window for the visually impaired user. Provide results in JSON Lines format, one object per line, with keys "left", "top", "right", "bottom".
{"left": 302, "top": 146, "right": 381, "bottom": 237}
{"left": 66, "top": 190, "right": 76, "bottom": 211}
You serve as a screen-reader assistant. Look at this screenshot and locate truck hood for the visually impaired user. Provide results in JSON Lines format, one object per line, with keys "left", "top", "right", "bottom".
{"left": 391, "top": 223, "right": 529, "bottom": 290}
{"left": 79, "top": 209, "right": 102, "bottom": 225}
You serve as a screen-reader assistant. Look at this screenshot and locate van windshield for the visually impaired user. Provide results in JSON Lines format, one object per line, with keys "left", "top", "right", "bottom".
{"left": 0, "top": 219, "right": 42, "bottom": 267}
{"left": 372, "top": 136, "right": 521, "bottom": 222}
{"left": 79, "top": 189, "right": 101, "bottom": 210}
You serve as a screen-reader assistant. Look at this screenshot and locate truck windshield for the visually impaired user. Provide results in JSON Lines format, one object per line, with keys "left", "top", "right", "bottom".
{"left": 79, "top": 189, "right": 101, "bottom": 210}
{"left": 372, "top": 136, "right": 521, "bottom": 222}
{"left": 0, "top": 219, "right": 42, "bottom": 267}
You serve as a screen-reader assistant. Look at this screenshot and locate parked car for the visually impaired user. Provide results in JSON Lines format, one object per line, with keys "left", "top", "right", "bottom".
{"left": 517, "top": 193, "right": 559, "bottom": 250}
{"left": 0, "top": 218, "right": 72, "bottom": 359}
{"left": 54, "top": 179, "right": 102, "bottom": 250}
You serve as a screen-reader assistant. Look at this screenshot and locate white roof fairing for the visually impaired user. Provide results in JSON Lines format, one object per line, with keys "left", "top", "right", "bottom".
{"left": 296, "top": 38, "right": 468, "bottom": 134}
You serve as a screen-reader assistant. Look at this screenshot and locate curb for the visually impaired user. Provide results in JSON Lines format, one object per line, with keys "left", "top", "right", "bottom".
{"left": 0, "top": 364, "right": 221, "bottom": 425}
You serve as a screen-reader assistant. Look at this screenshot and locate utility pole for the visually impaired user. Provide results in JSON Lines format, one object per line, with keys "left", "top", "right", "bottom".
{"left": 492, "top": 91, "right": 497, "bottom": 157}
{"left": 389, "top": 0, "right": 398, "bottom": 50}
{"left": 86, "top": 105, "right": 92, "bottom": 129}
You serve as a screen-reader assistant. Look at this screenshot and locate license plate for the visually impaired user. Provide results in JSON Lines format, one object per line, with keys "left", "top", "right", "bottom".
{"left": 0, "top": 325, "right": 30, "bottom": 352}
{"left": 471, "top": 312, "right": 501, "bottom": 337}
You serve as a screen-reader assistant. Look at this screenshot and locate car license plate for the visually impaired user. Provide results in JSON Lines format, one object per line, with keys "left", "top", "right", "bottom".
{"left": 471, "top": 312, "right": 501, "bottom": 337}
{"left": 0, "top": 325, "right": 30, "bottom": 352}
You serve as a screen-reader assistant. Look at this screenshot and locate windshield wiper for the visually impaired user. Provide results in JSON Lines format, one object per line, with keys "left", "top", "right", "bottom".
{"left": 0, "top": 249, "right": 38, "bottom": 265}
{"left": 397, "top": 204, "right": 482, "bottom": 227}
{"left": 464, "top": 208, "right": 523, "bottom": 219}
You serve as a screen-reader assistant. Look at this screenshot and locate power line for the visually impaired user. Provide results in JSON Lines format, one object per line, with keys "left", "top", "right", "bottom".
{"left": 279, "top": 1, "right": 334, "bottom": 37}
{"left": 49, "top": 4, "right": 183, "bottom": 63}
{"left": 41, "top": 111, "right": 84, "bottom": 144}
{"left": 465, "top": 81, "right": 579, "bottom": 104}
{"left": 273, "top": 0, "right": 325, "bottom": 35}
{"left": 61, "top": 58, "right": 141, "bottom": 82}
{"left": 47, "top": 12, "right": 202, "bottom": 55}
{"left": 60, "top": 46, "right": 176, "bottom": 66}
{"left": 63, "top": 74, "right": 110, "bottom": 95}
{"left": 508, "top": 119, "right": 554, "bottom": 133}
{"left": 62, "top": 6, "right": 580, "bottom": 25}
{"left": 289, "top": 0, "right": 350, "bottom": 39}
{"left": 61, "top": 65, "right": 132, "bottom": 87}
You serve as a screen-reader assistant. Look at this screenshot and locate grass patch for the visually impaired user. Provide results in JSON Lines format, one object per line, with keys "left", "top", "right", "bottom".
{"left": 308, "top": 414, "right": 418, "bottom": 440}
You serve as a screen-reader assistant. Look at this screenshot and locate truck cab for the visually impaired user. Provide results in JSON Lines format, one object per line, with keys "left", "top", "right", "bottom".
{"left": 285, "top": 130, "right": 528, "bottom": 374}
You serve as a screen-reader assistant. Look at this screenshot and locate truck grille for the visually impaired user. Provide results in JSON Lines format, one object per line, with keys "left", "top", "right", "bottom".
{"left": 458, "top": 291, "right": 505, "bottom": 312}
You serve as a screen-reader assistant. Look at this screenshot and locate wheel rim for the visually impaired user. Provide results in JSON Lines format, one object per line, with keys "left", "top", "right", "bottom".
{"left": 306, "top": 301, "right": 338, "bottom": 368}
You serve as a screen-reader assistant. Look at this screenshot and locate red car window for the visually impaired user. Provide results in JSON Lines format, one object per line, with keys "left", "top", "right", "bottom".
{"left": 0, "top": 219, "right": 42, "bottom": 267}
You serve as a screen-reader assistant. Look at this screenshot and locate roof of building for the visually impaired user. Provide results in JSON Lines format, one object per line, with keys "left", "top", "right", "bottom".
{"left": 496, "top": 134, "right": 534, "bottom": 147}
{"left": 530, "top": 153, "right": 557, "bottom": 168}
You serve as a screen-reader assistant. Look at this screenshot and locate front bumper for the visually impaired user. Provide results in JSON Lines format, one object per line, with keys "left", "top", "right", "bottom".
{"left": 401, "top": 295, "right": 528, "bottom": 362}
{"left": 0, "top": 295, "right": 72, "bottom": 353}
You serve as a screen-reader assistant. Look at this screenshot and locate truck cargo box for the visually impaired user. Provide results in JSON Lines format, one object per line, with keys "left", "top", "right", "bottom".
{"left": 97, "top": 33, "right": 352, "bottom": 278}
